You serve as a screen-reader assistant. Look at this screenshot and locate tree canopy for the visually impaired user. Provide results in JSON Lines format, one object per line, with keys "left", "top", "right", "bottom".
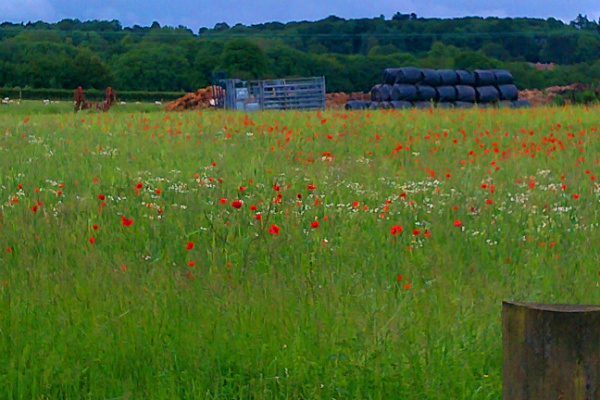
{"left": 1, "top": 14, "right": 600, "bottom": 93}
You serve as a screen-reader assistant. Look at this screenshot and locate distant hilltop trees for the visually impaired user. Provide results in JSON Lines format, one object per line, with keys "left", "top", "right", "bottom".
{"left": 1, "top": 14, "right": 600, "bottom": 93}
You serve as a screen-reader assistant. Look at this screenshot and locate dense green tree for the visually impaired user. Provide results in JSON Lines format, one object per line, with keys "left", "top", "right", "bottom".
{"left": 219, "top": 39, "right": 267, "bottom": 80}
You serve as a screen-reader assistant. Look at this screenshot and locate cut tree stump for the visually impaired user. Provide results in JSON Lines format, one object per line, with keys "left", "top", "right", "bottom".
{"left": 503, "top": 301, "right": 600, "bottom": 400}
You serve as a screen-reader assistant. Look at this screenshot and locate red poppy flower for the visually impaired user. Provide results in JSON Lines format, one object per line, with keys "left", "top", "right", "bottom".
{"left": 268, "top": 224, "right": 280, "bottom": 235}
{"left": 57, "top": 190, "right": 62, "bottom": 195}
{"left": 307, "top": 184, "right": 316, "bottom": 190}
{"left": 250, "top": 204, "right": 257, "bottom": 210}
{"left": 390, "top": 225, "right": 403, "bottom": 235}
{"left": 239, "top": 186, "right": 246, "bottom": 191}
{"left": 396, "top": 274, "right": 403, "bottom": 281}
{"left": 186, "top": 241, "right": 194, "bottom": 250}
{"left": 187, "top": 261, "right": 195, "bottom": 267}
{"left": 485, "top": 199, "right": 493, "bottom": 205}
{"left": 135, "top": 182, "right": 143, "bottom": 190}
{"left": 219, "top": 197, "right": 227, "bottom": 204}
{"left": 155, "top": 189, "right": 161, "bottom": 195}
{"left": 121, "top": 217, "right": 133, "bottom": 226}
{"left": 231, "top": 200, "right": 243, "bottom": 209}
{"left": 98, "top": 194, "right": 105, "bottom": 200}
{"left": 31, "top": 205, "right": 38, "bottom": 213}
{"left": 404, "top": 283, "right": 412, "bottom": 290}
{"left": 454, "top": 220, "right": 462, "bottom": 227}
{"left": 412, "top": 229, "right": 421, "bottom": 236}
{"left": 272, "top": 184, "right": 280, "bottom": 191}
{"left": 529, "top": 181, "right": 535, "bottom": 189}
{"left": 89, "top": 237, "right": 95, "bottom": 244}
{"left": 255, "top": 213, "right": 262, "bottom": 221}
{"left": 573, "top": 193, "right": 580, "bottom": 199}
{"left": 297, "top": 193, "right": 302, "bottom": 199}
{"left": 311, "top": 220, "right": 319, "bottom": 228}
{"left": 92, "top": 224, "right": 98, "bottom": 230}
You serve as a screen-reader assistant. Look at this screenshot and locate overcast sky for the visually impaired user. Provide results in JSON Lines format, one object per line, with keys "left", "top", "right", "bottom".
{"left": 1, "top": 0, "right": 599, "bottom": 31}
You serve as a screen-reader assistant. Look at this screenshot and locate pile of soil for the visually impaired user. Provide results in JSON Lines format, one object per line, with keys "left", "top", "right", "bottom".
{"left": 164, "top": 87, "right": 221, "bottom": 111}
{"left": 518, "top": 83, "right": 594, "bottom": 106}
{"left": 326, "top": 92, "right": 371, "bottom": 108}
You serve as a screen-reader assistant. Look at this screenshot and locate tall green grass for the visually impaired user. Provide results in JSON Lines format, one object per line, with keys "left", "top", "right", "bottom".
{"left": 1, "top": 106, "right": 600, "bottom": 399}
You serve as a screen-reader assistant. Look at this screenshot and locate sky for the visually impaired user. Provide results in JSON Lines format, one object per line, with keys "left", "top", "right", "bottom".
{"left": 1, "top": 0, "right": 599, "bottom": 31}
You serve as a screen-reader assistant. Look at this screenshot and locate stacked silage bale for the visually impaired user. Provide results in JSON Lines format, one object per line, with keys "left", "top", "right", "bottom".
{"left": 346, "top": 67, "right": 530, "bottom": 110}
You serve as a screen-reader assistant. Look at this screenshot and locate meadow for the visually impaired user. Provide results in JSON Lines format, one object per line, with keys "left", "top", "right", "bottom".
{"left": 1, "top": 103, "right": 600, "bottom": 399}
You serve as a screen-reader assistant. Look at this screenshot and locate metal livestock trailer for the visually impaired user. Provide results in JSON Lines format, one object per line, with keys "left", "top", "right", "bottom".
{"left": 214, "top": 76, "right": 326, "bottom": 111}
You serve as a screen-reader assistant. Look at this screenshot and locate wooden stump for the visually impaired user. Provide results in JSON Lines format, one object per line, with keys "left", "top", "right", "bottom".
{"left": 503, "top": 301, "right": 600, "bottom": 400}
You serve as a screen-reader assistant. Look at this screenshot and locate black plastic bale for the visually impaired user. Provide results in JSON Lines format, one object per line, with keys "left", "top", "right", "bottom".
{"left": 497, "top": 84, "right": 519, "bottom": 101}
{"left": 345, "top": 100, "right": 368, "bottom": 110}
{"left": 420, "top": 69, "right": 443, "bottom": 86}
{"left": 474, "top": 70, "right": 496, "bottom": 86}
{"left": 439, "top": 69, "right": 459, "bottom": 85}
{"left": 396, "top": 67, "right": 423, "bottom": 84}
{"left": 383, "top": 68, "right": 400, "bottom": 85}
{"left": 511, "top": 99, "right": 531, "bottom": 108}
{"left": 416, "top": 85, "right": 438, "bottom": 102}
{"left": 476, "top": 85, "right": 500, "bottom": 103}
{"left": 391, "top": 84, "right": 418, "bottom": 101}
{"left": 368, "top": 101, "right": 379, "bottom": 110}
{"left": 492, "top": 69, "right": 514, "bottom": 85}
{"left": 413, "top": 101, "right": 434, "bottom": 109}
{"left": 455, "top": 101, "right": 475, "bottom": 108}
{"left": 455, "top": 85, "right": 477, "bottom": 102}
{"left": 436, "top": 86, "right": 457, "bottom": 102}
{"left": 378, "top": 101, "right": 392, "bottom": 109}
{"left": 380, "top": 84, "right": 393, "bottom": 102}
{"left": 391, "top": 100, "right": 412, "bottom": 109}
{"left": 456, "top": 70, "right": 477, "bottom": 86}
{"left": 370, "top": 84, "right": 382, "bottom": 102}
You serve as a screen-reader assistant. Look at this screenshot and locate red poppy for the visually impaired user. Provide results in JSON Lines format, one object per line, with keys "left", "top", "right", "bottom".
{"left": 529, "top": 181, "right": 535, "bottom": 189}
{"left": 255, "top": 213, "right": 262, "bottom": 221}
{"left": 121, "top": 217, "right": 133, "bottom": 226}
{"left": 187, "top": 261, "right": 195, "bottom": 267}
{"left": 155, "top": 189, "right": 161, "bottom": 195}
{"left": 454, "top": 220, "right": 462, "bottom": 227}
{"left": 239, "top": 186, "right": 246, "bottom": 191}
{"left": 404, "top": 283, "right": 412, "bottom": 290}
{"left": 272, "top": 184, "right": 280, "bottom": 191}
{"left": 573, "top": 193, "right": 580, "bottom": 199}
{"left": 396, "top": 274, "right": 403, "bottom": 281}
{"left": 485, "top": 199, "right": 493, "bottom": 205}
{"left": 311, "top": 220, "right": 319, "bottom": 228}
{"left": 57, "top": 190, "right": 62, "bottom": 195}
{"left": 219, "top": 197, "right": 227, "bottom": 204}
{"left": 17, "top": 184, "right": 22, "bottom": 189}
{"left": 268, "top": 224, "right": 280, "bottom": 235}
{"left": 307, "top": 184, "right": 316, "bottom": 190}
{"left": 31, "top": 205, "right": 38, "bottom": 213}
{"left": 250, "top": 204, "right": 257, "bottom": 210}
{"left": 412, "top": 229, "right": 421, "bottom": 236}
{"left": 186, "top": 241, "right": 194, "bottom": 250}
{"left": 297, "top": 193, "right": 302, "bottom": 199}
{"left": 92, "top": 224, "right": 98, "bottom": 230}
{"left": 135, "top": 182, "right": 143, "bottom": 190}
{"left": 98, "top": 194, "right": 105, "bottom": 200}
{"left": 89, "top": 237, "right": 95, "bottom": 244}
{"left": 231, "top": 200, "right": 243, "bottom": 209}
{"left": 390, "top": 225, "right": 403, "bottom": 235}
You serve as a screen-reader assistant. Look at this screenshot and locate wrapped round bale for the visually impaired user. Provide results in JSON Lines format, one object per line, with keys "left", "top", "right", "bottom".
{"left": 391, "top": 100, "right": 412, "bottom": 109}
{"left": 368, "top": 101, "right": 379, "bottom": 110}
{"left": 436, "top": 86, "right": 457, "bottom": 102}
{"left": 455, "top": 85, "right": 477, "bottom": 102}
{"left": 439, "top": 69, "right": 459, "bottom": 86}
{"left": 345, "top": 100, "right": 368, "bottom": 110}
{"left": 383, "top": 68, "right": 400, "bottom": 85}
{"left": 420, "top": 69, "right": 442, "bottom": 86}
{"left": 492, "top": 69, "right": 513, "bottom": 85}
{"left": 413, "top": 101, "right": 434, "bottom": 109}
{"left": 454, "top": 101, "right": 475, "bottom": 108}
{"left": 511, "top": 99, "right": 531, "bottom": 108}
{"left": 378, "top": 101, "right": 392, "bottom": 109}
{"left": 370, "top": 84, "right": 393, "bottom": 102}
{"left": 497, "top": 84, "right": 519, "bottom": 101}
{"left": 476, "top": 86, "right": 500, "bottom": 103}
{"left": 391, "top": 84, "right": 418, "bottom": 101}
{"left": 416, "top": 85, "right": 437, "bottom": 102}
{"left": 475, "top": 70, "right": 496, "bottom": 86}
{"left": 456, "top": 70, "right": 477, "bottom": 86}
{"left": 396, "top": 67, "right": 423, "bottom": 84}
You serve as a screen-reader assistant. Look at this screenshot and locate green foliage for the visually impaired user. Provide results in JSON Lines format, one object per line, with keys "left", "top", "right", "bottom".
{"left": 0, "top": 15, "right": 600, "bottom": 94}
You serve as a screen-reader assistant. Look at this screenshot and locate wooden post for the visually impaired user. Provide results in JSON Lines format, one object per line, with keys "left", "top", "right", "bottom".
{"left": 503, "top": 301, "right": 600, "bottom": 400}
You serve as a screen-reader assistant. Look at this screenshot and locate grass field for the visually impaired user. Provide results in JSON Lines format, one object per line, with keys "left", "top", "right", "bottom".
{"left": 1, "top": 104, "right": 600, "bottom": 399}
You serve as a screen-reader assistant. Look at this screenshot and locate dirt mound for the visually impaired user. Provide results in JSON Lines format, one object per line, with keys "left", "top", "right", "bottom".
{"left": 326, "top": 92, "right": 370, "bottom": 109}
{"left": 518, "top": 83, "right": 594, "bottom": 106}
{"left": 165, "top": 87, "right": 221, "bottom": 111}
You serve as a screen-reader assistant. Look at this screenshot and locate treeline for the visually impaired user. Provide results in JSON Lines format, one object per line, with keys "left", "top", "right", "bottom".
{"left": 1, "top": 13, "right": 600, "bottom": 94}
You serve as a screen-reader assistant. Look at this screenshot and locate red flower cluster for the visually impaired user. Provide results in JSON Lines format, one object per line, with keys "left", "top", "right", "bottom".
{"left": 390, "top": 225, "right": 403, "bottom": 235}
{"left": 268, "top": 224, "right": 280, "bottom": 235}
